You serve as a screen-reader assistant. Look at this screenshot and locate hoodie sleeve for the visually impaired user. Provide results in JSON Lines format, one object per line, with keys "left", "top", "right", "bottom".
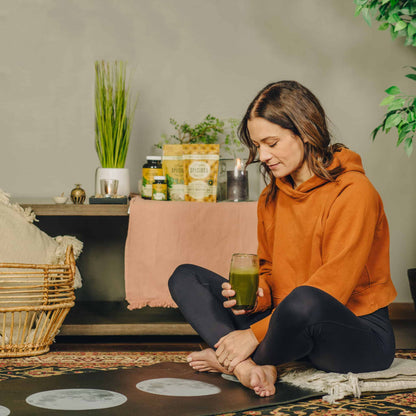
{"left": 303, "top": 175, "right": 385, "bottom": 304}
{"left": 248, "top": 190, "right": 273, "bottom": 342}
{"left": 250, "top": 190, "right": 273, "bottom": 311}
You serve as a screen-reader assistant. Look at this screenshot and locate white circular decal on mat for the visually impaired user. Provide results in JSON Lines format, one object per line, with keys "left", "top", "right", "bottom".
{"left": 26, "top": 389, "right": 127, "bottom": 410}
{"left": 136, "top": 378, "right": 221, "bottom": 397}
{"left": 0, "top": 405, "right": 10, "bottom": 416}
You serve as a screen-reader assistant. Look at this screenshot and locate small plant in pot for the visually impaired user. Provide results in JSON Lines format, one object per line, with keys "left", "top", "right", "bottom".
{"left": 95, "top": 60, "right": 138, "bottom": 196}
{"left": 155, "top": 114, "right": 244, "bottom": 156}
{"left": 156, "top": 114, "right": 225, "bottom": 147}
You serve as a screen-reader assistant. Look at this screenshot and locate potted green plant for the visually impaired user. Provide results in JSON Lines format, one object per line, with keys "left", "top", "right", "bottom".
{"left": 156, "top": 114, "right": 225, "bottom": 147}
{"left": 95, "top": 60, "right": 138, "bottom": 196}
{"left": 354, "top": 0, "right": 416, "bottom": 156}
{"left": 156, "top": 114, "right": 244, "bottom": 157}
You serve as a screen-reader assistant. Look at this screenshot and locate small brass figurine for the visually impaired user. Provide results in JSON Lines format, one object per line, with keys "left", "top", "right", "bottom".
{"left": 70, "top": 184, "right": 86, "bottom": 204}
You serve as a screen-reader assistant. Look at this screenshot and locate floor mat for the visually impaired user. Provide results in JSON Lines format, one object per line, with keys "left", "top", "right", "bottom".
{"left": 1, "top": 350, "right": 416, "bottom": 415}
{"left": 0, "top": 362, "right": 322, "bottom": 416}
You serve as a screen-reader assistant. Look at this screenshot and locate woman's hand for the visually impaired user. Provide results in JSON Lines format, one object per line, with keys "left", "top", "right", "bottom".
{"left": 214, "top": 329, "right": 259, "bottom": 372}
{"left": 221, "top": 282, "right": 264, "bottom": 315}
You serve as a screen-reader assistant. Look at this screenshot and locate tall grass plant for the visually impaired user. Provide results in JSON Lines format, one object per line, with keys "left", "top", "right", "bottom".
{"left": 95, "top": 60, "right": 138, "bottom": 168}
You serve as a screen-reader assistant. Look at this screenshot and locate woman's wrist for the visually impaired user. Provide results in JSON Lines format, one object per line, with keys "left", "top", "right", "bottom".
{"left": 247, "top": 328, "right": 259, "bottom": 348}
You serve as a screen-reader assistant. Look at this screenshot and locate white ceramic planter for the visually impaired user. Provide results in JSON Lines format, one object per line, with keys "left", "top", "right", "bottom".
{"left": 95, "top": 167, "right": 130, "bottom": 197}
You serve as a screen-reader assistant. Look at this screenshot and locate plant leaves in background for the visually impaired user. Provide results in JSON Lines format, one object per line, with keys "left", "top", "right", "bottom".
{"left": 385, "top": 85, "right": 401, "bottom": 95}
{"left": 378, "top": 22, "right": 390, "bottom": 30}
{"left": 405, "top": 136, "right": 413, "bottom": 156}
{"left": 354, "top": 0, "right": 416, "bottom": 156}
{"left": 362, "top": 7, "right": 372, "bottom": 26}
{"left": 405, "top": 73, "right": 416, "bottom": 81}
{"left": 394, "top": 20, "right": 407, "bottom": 32}
{"left": 384, "top": 113, "right": 403, "bottom": 130}
{"left": 388, "top": 99, "right": 406, "bottom": 111}
{"left": 380, "top": 95, "right": 398, "bottom": 106}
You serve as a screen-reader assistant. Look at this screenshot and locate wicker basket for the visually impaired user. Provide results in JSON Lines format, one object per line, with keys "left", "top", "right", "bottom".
{"left": 0, "top": 246, "right": 75, "bottom": 357}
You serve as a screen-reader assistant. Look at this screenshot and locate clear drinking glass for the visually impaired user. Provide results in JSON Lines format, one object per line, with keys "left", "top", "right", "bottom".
{"left": 100, "top": 179, "right": 119, "bottom": 197}
{"left": 229, "top": 253, "right": 259, "bottom": 310}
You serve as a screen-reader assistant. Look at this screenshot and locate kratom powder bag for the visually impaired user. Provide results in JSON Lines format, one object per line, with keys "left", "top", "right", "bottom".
{"left": 182, "top": 144, "right": 220, "bottom": 202}
{"left": 162, "top": 144, "right": 185, "bottom": 201}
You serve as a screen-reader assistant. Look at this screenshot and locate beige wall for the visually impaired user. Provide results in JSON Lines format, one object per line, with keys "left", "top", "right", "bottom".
{"left": 0, "top": 0, "right": 415, "bottom": 301}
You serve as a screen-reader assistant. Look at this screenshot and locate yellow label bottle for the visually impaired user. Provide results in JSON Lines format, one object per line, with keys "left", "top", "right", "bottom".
{"left": 141, "top": 156, "right": 163, "bottom": 199}
{"left": 152, "top": 176, "right": 167, "bottom": 201}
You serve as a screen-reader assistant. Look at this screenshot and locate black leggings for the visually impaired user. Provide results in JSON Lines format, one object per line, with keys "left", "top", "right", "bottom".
{"left": 168, "top": 264, "right": 396, "bottom": 373}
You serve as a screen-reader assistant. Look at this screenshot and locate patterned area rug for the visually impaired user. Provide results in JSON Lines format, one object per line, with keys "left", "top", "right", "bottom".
{"left": 0, "top": 350, "right": 415, "bottom": 415}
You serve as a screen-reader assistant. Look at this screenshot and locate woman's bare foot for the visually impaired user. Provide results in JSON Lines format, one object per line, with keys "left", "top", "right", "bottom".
{"left": 186, "top": 348, "right": 232, "bottom": 374}
{"left": 234, "top": 359, "right": 277, "bottom": 397}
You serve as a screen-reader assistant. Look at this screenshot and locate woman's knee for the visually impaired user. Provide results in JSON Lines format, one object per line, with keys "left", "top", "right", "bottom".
{"left": 274, "top": 286, "right": 330, "bottom": 326}
{"left": 168, "top": 264, "right": 198, "bottom": 294}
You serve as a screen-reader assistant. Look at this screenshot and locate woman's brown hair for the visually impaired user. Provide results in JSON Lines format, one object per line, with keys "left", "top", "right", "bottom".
{"left": 238, "top": 80, "right": 345, "bottom": 203}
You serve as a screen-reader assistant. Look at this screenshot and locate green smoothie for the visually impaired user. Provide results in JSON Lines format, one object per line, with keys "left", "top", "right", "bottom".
{"left": 229, "top": 269, "right": 259, "bottom": 310}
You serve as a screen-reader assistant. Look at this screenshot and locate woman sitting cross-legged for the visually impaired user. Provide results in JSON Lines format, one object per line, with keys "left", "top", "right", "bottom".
{"left": 168, "top": 80, "right": 397, "bottom": 397}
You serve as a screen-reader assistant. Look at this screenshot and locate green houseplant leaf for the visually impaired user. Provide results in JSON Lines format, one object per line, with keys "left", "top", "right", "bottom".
{"left": 385, "top": 85, "right": 401, "bottom": 95}
{"left": 394, "top": 20, "right": 407, "bottom": 31}
{"left": 406, "top": 73, "right": 416, "bottom": 81}
{"left": 389, "top": 99, "right": 407, "bottom": 111}
{"left": 384, "top": 113, "right": 403, "bottom": 129}
{"left": 380, "top": 95, "right": 398, "bottom": 106}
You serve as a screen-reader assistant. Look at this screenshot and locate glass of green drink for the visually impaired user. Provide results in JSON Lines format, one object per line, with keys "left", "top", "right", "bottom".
{"left": 229, "top": 253, "right": 259, "bottom": 310}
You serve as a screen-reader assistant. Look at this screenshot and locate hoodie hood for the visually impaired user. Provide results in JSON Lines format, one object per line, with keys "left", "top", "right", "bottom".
{"left": 275, "top": 148, "right": 365, "bottom": 199}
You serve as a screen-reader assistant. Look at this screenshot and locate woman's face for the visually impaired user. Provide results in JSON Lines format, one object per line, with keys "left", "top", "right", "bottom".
{"left": 247, "top": 117, "right": 312, "bottom": 187}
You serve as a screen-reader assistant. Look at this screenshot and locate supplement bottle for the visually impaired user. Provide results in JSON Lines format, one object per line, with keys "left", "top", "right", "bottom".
{"left": 152, "top": 176, "right": 167, "bottom": 201}
{"left": 141, "top": 156, "right": 163, "bottom": 199}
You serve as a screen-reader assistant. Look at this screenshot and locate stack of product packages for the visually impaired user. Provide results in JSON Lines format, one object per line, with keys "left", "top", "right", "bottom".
{"left": 162, "top": 144, "right": 220, "bottom": 202}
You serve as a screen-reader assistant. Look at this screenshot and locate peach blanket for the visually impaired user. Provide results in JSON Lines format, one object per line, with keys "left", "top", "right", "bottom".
{"left": 125, "top": 197, "right": 258, "bottom": 309}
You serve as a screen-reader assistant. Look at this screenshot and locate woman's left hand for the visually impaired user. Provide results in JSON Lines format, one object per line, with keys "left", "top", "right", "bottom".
{"left": 214, "top": 329, "right": 259, "bottom": 372}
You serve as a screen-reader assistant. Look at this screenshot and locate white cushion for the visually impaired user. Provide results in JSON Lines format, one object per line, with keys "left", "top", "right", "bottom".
{"left": 0, "top": 189, "right": 83, "bottom": 288}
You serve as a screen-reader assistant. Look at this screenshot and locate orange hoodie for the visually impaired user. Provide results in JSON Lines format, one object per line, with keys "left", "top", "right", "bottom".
{"left": 250, "top": 148, "right": 397, "bottom": 342}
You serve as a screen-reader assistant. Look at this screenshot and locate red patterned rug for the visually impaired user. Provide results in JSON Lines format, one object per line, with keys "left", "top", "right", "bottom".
{"left": 1, "top": 350, "right": 415, "bottom": 415}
